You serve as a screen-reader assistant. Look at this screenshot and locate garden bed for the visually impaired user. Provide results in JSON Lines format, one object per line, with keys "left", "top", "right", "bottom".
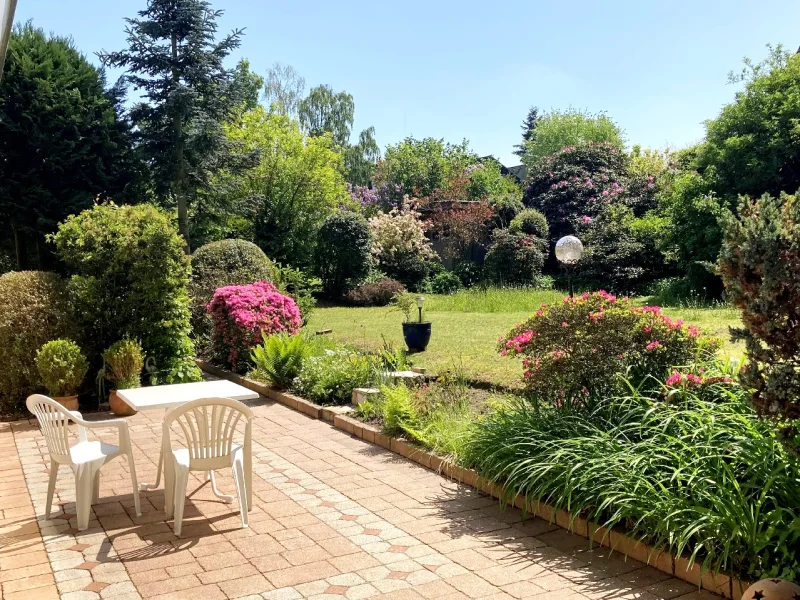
{"left": 197, "top": 359, "right": 751, "bottom": 599}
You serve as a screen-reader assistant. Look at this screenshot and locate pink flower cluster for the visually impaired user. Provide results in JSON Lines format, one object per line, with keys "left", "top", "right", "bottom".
{"left": 665, "top": 369, "right": 732, "bottom": 388}
{"left": 208, "top": 281, "right": 302, "bottom": 370}
{"left": 502, "top": 330, "right": 537, "bottom": 356}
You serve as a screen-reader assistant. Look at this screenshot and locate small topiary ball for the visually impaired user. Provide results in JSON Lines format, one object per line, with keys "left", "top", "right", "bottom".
{"left": 741, "top": 579, "right": 800, "bottom": 600}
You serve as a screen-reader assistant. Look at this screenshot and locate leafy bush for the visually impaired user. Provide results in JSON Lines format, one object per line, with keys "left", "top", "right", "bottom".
{"left": 314, "top": 212, "right": 372, "bottom": 297}
{"left": 190, "top": 239, "right": 277, "bottom": 337}
{"left": 524, "top": 143, "right": 629, "bottom": 242}
{"left": 484, "top": 229, "right": 547, "bottom": 286}
{"left": 369, "top": 198, "right": 435, "bottom": 289}
{"left": 509, "top": 208, "right": 549, "bottom": 238}
{"left": 208, "top": 281, "right": 302, "bottom": 372}
{"left": 464, "top": 383, "right": 800, "bottom": 580}
{"left": 720, "top": 192, "right": 800, "bottom": 434}
{"left": 0, "top": 271, "right": 74, "bottom": 409}
{"left": 103, "top": 339, "right": 145, "bottom": 390}
{"left": 53, "top": 204, "right": 200, "bottom": 384}
{"left": 578, "top": 204, "right": 669, "bottom": 294}
{"left": 35, "top": 340, "right": 88, "bottom": 397}
{"left": 293, "top": 347, "right": 379, "bottom": 405}
{"left": 428, "top": 201, "right": 494, "bottom": 260}
{"left": 453, "top": 260, "right": 483, "bottom": 287}
{"left": 489, "top": 193, "right": 524, "bottom": 228}
{"left": 499, "top": 291, "right": 719, "bottom": 399}
{"left": 429, "top": 271, "right": 462, "bottom": 295}
{"left": 272, "top": 265, "right": 320, "bottom": 325}
{"left": 344, "top": 278, "right": 405, "bottom": 307}
{"left": 250, "top": 332, "right": 313, "bottom": 389}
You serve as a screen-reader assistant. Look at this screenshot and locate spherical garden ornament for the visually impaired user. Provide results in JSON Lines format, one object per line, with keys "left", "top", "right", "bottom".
{"left": 741, "top": 579, "right": 800, "bottom": 600}
{"left": 555, "top": 235, "right": 584, "bottom": 265}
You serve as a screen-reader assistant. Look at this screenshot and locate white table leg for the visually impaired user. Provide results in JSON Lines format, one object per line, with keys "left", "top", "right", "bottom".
{"left": 207, "top": 471, "right": 234, "bottom": 504}
{"left": 140, "top": 409, "right": 166, "bottom": 491}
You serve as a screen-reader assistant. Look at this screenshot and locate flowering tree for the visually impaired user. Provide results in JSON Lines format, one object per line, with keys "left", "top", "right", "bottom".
{"left": 208, "top": 281, "right": 302, "bottom": 372}
{"left": 499, "top": 291, "right": 719, "bottom": 399}
{"left": 429, "top": 200, "right": 495, "bottom": 260}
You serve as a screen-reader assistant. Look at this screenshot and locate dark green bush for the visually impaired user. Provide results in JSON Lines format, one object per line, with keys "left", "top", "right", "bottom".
{"left": 429, "top": 271, "right": 462, "bottom": 294}
{"left": 509, "top": 208, "right": 549, "bottom": 238}
{"left": 314, "top": 212, "right": 372, "bottom": 297}
{"left": 190, "top": 239, "right": 277, "bottom": 339}
{"left": 720, "top": 192, "right": 800, "bottom": 433}
{"left": 484, "top": 230, "right": 547, "bottom": 286}
{"left": 53, "top": 204, "right": 200, "bottom": 384}
{"left": 344, "top": 278, "right": 405, "bottom": 306}
{"left": 293, "top": 347, "right": 379, "bottom": 405}
{"left": 0, "top": 271, "right": 74, "bottom": 409}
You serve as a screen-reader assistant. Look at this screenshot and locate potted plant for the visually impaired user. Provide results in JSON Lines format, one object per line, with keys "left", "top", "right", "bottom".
{"left": 393, "top": 292, "right": 431, "bottom": 352}
{"left": 103, "top": 339, "right": 144, "bottom": 416}
{"left": 35, "top": 340, "right": 89, "bottom": 410}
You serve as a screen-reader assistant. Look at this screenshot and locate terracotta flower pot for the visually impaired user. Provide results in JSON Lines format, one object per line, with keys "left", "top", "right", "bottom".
{"left": 109, "top": 390, "right": 137, "bottom": 416}
{"left": 53, "top": 395, "right": 79, "bottom": 411}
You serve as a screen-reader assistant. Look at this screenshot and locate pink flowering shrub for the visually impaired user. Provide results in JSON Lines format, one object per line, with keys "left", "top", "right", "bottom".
{"left": 499, "top": 291, "right": 720, "bottom": 399}
{"left": 208, "top": 281, "right": 302, "bottom": 372}
{"left": 663, "top": 364, "right": 738, "bottom": 404}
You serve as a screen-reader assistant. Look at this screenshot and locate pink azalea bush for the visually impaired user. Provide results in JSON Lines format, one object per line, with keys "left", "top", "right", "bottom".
{"left": 663, "top": 364, "right": 737, "bottom": 404}
{"left": 208, "top": 281, "right": 302, "bottom": 372}
{"left": 499, "top": 291, "right": 720, "bottom": 400}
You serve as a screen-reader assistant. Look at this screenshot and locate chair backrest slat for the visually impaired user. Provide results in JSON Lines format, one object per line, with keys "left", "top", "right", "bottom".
{"left": 164, "top": 397, "right": 253, "bottom": 462}
{"left": 26, "top": 395, "right": 73, "bottom": 458}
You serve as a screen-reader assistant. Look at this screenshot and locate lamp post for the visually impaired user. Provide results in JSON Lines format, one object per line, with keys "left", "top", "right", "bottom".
{"left": 555, "top": 235, "right": 584, "bottom": 297}
{"left": 415, "top": 295, "right": 425, "bottom": 323}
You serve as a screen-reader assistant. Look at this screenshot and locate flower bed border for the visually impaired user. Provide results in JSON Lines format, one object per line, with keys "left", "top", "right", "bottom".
{"left": 196, "top": 359, "right": 749, "bottom": 600}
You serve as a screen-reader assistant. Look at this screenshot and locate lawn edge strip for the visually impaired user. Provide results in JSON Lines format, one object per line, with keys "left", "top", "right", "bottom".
{"left": 196, "top": 359, "right": 747, "bottom": 600}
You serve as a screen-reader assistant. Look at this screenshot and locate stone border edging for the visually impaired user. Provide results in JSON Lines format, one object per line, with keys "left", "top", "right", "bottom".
{"left": 195, "top": 360, "right": 749, "bottom": 600}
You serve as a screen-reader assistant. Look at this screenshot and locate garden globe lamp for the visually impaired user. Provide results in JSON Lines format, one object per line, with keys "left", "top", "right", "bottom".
{"left": 555, "top": 235, "right": 584, "bottom": 297}
{"left": 415, "top": 295, "right": 425, "bottom": 323}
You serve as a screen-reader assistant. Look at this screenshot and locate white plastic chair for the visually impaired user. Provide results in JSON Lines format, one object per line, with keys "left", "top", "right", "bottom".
{"left": 162, "top": 397, "right": 253, "bottom": 536}
{"left": 26, "top": 394, "right": 142, "bottom": 530}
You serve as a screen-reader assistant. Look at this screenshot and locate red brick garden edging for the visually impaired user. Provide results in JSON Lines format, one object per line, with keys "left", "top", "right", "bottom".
{"left": 195, "top": 359, "right": 750, "bottom": 599}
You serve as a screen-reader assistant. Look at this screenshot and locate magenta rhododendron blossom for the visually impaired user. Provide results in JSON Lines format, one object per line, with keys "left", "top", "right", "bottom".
{"left": 208, "top": 281, "right": 302, "bottom": 371}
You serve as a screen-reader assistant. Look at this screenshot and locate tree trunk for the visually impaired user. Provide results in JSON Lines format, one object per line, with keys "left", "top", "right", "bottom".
{"left": 11, "top": 222, "right": 27, "bottom": 271}
{"left": 171, "top": 32, "right": 191, "bottom": 254}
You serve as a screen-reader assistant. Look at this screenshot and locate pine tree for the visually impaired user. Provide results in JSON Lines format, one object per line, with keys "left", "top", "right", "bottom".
{"left": 0, "top": 23, "right": 141, "bottom": 270}
{"left": 513, "top": 106, "right": 539, "bottom": 158}
{"left": 99, "top": 0, "right": 250, "bottom": 251}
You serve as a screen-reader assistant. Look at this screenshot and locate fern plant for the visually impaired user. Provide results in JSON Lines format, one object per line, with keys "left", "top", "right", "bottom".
{"left": 250, "top": 332, "right": 312, "bottom": 389}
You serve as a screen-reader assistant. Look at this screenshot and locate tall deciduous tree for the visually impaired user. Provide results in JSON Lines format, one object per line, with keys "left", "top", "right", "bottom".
{"left": 0, "top": 23, "right": 140, "bottom": 270}
{"left": 264, "top": 62, "right": 305, "bottom": 117}
{"left": 345, "top": 126, "right": 380, "bottom": 186}
{"left": 298, "top": 84, "right": 354, "bottom": 147}
{"left": 221, "top": 107, "right": 349, "bottom": 267}
{"left": 99, "top": 0, "right": 250, "bottom": 252}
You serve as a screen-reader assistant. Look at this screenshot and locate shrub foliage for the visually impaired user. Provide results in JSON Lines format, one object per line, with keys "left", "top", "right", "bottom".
{"left": 719, "top": 192, "right": 800, "bottom": 429}
{"left": 315, "top": 212, "right": 372, "bottom": 297}
{"left": 0, "top": 271, "right": 74, "bottom": 409}
{"left": 484, "top": 230, "right": 548, "bottom": 286}
{"left": 344, "top": 278, "right": 405, "bottom": 307}
{"left": 35, "top": 339, "right": 88, "bottom": 398}
{"left": 208, "top": 281, "right": 302, "bottom": 372}
{"left": 499, "top": 291, "right": 719, "bottom": 399}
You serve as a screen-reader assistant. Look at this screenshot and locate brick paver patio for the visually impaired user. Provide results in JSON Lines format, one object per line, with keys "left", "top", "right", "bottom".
{"left": 0, "top": 395, "right": 720, "bottom": 600}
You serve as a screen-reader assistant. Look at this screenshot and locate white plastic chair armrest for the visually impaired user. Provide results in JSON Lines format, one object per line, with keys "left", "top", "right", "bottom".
{"left": 68, "top": 411, "right": 88, "bottom": 442}
{"left": 69, "top": 416, "right": 131, "bottom": 447}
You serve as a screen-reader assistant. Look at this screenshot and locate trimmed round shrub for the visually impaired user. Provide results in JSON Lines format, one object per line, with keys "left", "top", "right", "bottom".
{"left": 344, "top": 279, "right": 406, "bottom": 307}
{"left": 103, "top": 339, "right": 145, "bottom": 390}
{"left": 53, "top": 204, "right": 200, "bottom": 384}
{"left": 0, "top": 271, "right": 74, "bottom": 410}
{"left": 509, "top": 208, "right": 549, "bottom": 239}
{"left": 499, "top": 291, "right": 719, "bottom": 400}
{"left": 429, "top": 271, "right": 462, "bottom": 295}
{"left": 484, "top": 229, "right": 547, "bottom": 286}
{"left": 190, "top": 239, "right": 277, "bottom": 336}
{"left": 35, "top": 340, "right": 88, "bottom": 398}
{"left": 315, "top": 212, "right": 372, "bottom": 297}
{"left": 208, "top": 281, "right": 302, "bottom": 372}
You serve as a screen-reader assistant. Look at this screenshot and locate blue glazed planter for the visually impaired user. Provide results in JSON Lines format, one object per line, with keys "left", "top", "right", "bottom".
{"left": 402, "top": 322, "right": 431, "bottom": 352}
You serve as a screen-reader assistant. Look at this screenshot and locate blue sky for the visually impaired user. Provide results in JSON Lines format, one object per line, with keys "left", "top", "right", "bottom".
{"left": 13, "top": 0, "right": 800, "bottom": 165}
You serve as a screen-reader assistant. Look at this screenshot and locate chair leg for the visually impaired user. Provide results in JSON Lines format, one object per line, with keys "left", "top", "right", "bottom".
{"left": 172, "top": 466, "right": 189, "bottom": 536}
{"left": 126, "top": 451, "right": 142, "bottom": 517}
{"left": 164, "top": 456, "right": 174, "bottom": 520}
{"left": 75, "top": 469, "right": 94, "bottom": 531}
{"left": 232, "top": 459, "right": 249, "bottom": 529}
{"left": 45, "top": 460, "right": 58, "bottom": 520}
{"left": 93, "top": 471, "right": 100, "bottom": 503}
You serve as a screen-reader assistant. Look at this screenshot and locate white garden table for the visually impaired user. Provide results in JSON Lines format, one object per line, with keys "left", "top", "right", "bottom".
{"left": 116, "top": 380, "right": 259, "bottom": 499}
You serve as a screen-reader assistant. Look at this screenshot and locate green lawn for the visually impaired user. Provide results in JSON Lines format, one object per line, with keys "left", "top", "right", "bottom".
{"left": 306, "top": 289, "right": 744, "bottom": 387}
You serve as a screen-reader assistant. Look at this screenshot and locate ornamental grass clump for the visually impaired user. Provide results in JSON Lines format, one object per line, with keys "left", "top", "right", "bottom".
{"left": 463, "top": 380, "right": 800, "bottom": 580}
{"left": 208, "top": 281, "right": 302, "bottom": 372}
{"left": 499, "top": 291, "right": 720, "bottom": 399}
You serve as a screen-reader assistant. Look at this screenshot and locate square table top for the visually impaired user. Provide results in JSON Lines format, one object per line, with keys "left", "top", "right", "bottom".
{"left": 116, "top": 380, "right": 260, "bottom": 411}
